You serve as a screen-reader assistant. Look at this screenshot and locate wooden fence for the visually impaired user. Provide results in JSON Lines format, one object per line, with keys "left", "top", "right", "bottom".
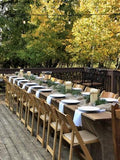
{"left": 0, "top": 67, "right": 120, "bottom": 95}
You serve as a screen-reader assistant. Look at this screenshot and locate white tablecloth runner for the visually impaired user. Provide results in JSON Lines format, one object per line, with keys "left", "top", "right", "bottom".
{"left": 17, "top": 80, "right": 29, "bottom": 86}
{"left": 35, "top": 90, "right": 42, "bottom": 98}
{"left": 9, "top": 76, "right": 17, "bottom": 82}
{"left": 22, "top": 83, "right": 37, "bottom": 89}
{"left": 73, "top": 108, "right": 106, "bottom": 127}
{"left": 27, "top": 85, "right": 43, "bottom": 93}
{"left": 59, "top": 102, "right": 64, "bottom": 113}
{"left": 46, "top": 96, "right": 52, "bottom": 104}
{"left": 13, "top": 77, "right": 25, "bottom": 84}
{"left": 73, "top": 109, "right": 84, "bottom": 127}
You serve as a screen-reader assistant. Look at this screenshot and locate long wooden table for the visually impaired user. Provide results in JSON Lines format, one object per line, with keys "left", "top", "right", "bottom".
{"left": 7, "top": 75, "right": 114, "bottom": 160}
{"left": 20, "top": 80, "right": 114, "bottom": 160}
{"left": 82, "top": 112, "right": 113, "bottom": 160}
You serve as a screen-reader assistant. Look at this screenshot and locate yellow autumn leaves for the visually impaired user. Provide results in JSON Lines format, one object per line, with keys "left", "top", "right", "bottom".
{"left": 28, "top": 0, "right": 120, "bottom": 67}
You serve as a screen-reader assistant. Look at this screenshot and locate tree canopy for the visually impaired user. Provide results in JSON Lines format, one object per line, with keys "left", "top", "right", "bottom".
{"left": 0, "top": 0, "right": 119, "bottom": 68}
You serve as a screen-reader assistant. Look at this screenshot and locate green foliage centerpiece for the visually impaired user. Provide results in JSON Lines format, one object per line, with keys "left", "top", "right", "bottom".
{"left": 95, "top": 98, "right": 107, "bottom": 105}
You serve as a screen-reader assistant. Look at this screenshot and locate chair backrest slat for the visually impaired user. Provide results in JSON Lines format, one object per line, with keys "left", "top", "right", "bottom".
{"left": 100, "top": 90, "right": 116, "bottom": 98}
{"left": 34, "top": 96, "right": 47, "bottom": 114}
{"left": 73, "top": 83, "right": 84, "bottom": 90}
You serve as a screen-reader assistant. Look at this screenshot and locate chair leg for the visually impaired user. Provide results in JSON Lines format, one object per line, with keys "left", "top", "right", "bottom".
{"left": 69, "top": 131, "right": 74, "bottom": 160}
{"left": 24, "top": 106, "right": 28, "bottom": 127}
{"left": 36, "top": 109, "right": 40, "bottom": 136}
{"left": 58, "top": 126, "right": 63, "bottom": 160}
{"left": 46, "top": 120, "right": 50, "bottom": 149}
{"left": 46, "top": 118, "right": 58, "bottom": 160}
{"left": 52, "top": 125, "right": 58, "bottom": 160}
{"left": 27, "top": 106, "right": 30, "bottom": 127}
{"left": 36, "top": 110, "right": 43, "bottom": 145}
{"left": 18, "top": 100, "right": 22, "bottom": 119}
{"left": 42, "top": 115, "right": 46, "bottom": 147}
{"left": 21, "top": 104, "right": 23, "bottom": 121}
{"left": 16, "top": 100, "right": 21, "bottom": 119}
{"left": 31, "top": 112, "right": 35, "bottom": 136}
{"left": 36, "top": 113, "right": 46, "bottom": 147}
{"left": 10, "top": 94, "right": 14, "bottom": 112}
{"left": 21, "top": 105, "right": 27, "bottom": 127}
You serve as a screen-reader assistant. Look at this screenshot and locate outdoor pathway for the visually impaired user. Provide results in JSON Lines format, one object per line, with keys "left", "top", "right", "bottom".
{"left": 0, "top": 94, "right": 80, "bottom": 160}
{"left": 0, "top": 95, "right": 51, "bottom": 160}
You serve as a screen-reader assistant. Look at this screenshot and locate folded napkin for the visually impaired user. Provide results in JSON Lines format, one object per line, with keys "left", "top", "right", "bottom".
{"left": 9, "top": 76, "right": 17, "bottom": 82}
{"left": 46, "top": 96, "right": 52, "bottom": 105}
{"left": 13, "top": 77, "right": 25, "bottom": 84}
{"left": 35, "top": 90, "right": 42, "bottom": 98}
{"left": 73, "top": 108, "right": 106, "bottom": 127}
{"left": 27, "top": 85, "right": 42, "bottom": 93}
{"left": 59, "top": 102, "right": 64, "bottom": 113}
{"left": 17, "top": 80, "right": 29, "bottom": 86}
{"left": 73, "top": 109, "right": 84, "bottom": 127}
{"left": 22, "top": 83, "right": 37, "bottom": 89}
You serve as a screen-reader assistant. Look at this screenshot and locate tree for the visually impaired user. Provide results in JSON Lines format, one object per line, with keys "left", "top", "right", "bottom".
{"left": 25, "top": 0, "right": 80, "bottom": 67}
{"left": 0, "top": 0, "right": 34, "bottom": 68}
{"left": 66, "top": 0, "right": 120, "bottom": 67}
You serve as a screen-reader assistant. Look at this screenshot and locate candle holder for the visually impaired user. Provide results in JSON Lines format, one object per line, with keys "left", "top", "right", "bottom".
{"left": 27, "top": 71, "right": 31, "bottom": 77}
{"left": 64, "top": 81, "right": 72, "bottom": 91}
{"left": 90, "top": 89, "right": 98, "bottom": 105}
{"left": 18, "top": 69, "right": 24, "bottom": 77}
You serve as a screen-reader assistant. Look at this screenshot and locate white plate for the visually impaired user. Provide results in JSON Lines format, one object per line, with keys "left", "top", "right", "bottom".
{"left": 72, "top": 88, "right": 82, "bottom": 91}
{"left": 81, "top": 92, "right": 90, "bottom": 96}
{"left": 50, "top": 94, "right": 66, "bottom": 98}
{"left": 78, "top": 106, "right": 100, "bottom": 112}
{"left": 100, "top": 98, "right": 118, "bottom": 103}
{"left": 61, "top": 99, "right": 80, "bottom": 104}
{"left": 39, "top": 88, "right": 52, "bottom": 92}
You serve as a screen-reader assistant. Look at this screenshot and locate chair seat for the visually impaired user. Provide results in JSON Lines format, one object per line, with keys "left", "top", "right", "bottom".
{"left": 51, "top": 122, "right": 71, "bottom": 131}
{"left": 40, "top": 114, "right": 49, "bottom": 121}
{"left": 63, "top": 130, "right": 98, "bottom": 145}
{"left": 30, "top": 107, "right": 38, "bottom": 113}
{"left": 50, "top": 122, "right": 61, "bottom": 131}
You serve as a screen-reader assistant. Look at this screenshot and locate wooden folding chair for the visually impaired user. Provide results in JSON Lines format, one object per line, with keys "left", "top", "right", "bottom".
{"left": 84, "top": 86, "right": 91, "bottom": 92}
{"left": 4, "top": 77, "right": 17, "bottom": 111}
{"left": 21, "top": 90, "right": 30, "bottom": 127}
{"left": 56, "top": 110, "right": 99, "bottom": 160}
{"left": 51, "top": 77, "right": 56, "bottom": 82}
{"left": 44, "top": 74, "right": 51, "bottom": 80}
{"left": 73, "top": 83, "right": 85, "bottom": 91}
{"left": 100, "top": 90, "right": 117, "bottom": 98}
{"left": 15, "top": 85, "right": 23, "bottom": 119}
{"left": 4, "top": 78, "right": 11, "bottom": 108}
{"left": 35, "top": 97, "right": 49, "bottom": 147}
{"left": 111, "top": 103, "right": 120, "bottom": 160}
{"left": 27, "top": 94, "right": 38, "bottom": 136}
{"left": 9, "top": 83, "right": 17, "bottom": 112}
{"left": 118, "top": 97, "right": 120, "bottom": 102}
{"left": 45, "top": 103, "right": 61, "bottom": 160}
{"left": 55, "top": 79, "right": 64, "bottom": 84}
